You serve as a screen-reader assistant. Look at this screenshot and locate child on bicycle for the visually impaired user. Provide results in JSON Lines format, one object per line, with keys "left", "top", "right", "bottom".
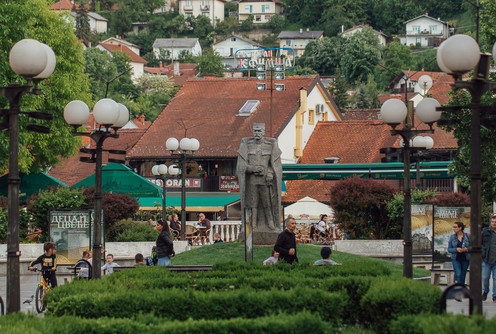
{"left": 28, "top": 242, "right": 57, "bottom": 288}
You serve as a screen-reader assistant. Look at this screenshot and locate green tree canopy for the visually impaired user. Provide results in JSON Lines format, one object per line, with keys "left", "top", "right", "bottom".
{"left": 0, "top": 0, "right": 91, "bottom": 173}
{"left": 297, "top": 36, "right": 346, "bottom": 76}
{"left": 340, "top": 27, "right": 382, "bottom": 84}
{"left": 374, "top": 38, "right": 413, "bottom": 90}
{"left": 194, "top": 48, "right": 225, "bottom": 77}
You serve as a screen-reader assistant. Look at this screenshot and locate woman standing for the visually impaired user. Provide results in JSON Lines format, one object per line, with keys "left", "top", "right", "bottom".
{"left": 156, "top": 219, "right": 174, "bottom": 266}
{"left": 448, "top": 221, "right": 470, "bottom": 285}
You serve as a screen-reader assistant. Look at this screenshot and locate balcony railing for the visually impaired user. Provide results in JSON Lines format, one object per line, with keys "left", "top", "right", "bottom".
{"left": 201, "top": 5, "right": 210, "bottom": 11}
{"left": 183, "top": 5, "right": 193, "bottom": 11}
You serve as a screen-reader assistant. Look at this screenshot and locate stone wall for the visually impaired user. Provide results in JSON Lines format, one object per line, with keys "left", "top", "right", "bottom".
{"left": 333, "top": 240, "right": 403, "bottom": 257}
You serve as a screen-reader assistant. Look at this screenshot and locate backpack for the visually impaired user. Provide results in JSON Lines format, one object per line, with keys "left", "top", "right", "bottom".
{"left": 145, "top": 256, "right": 154, "bottom": 267}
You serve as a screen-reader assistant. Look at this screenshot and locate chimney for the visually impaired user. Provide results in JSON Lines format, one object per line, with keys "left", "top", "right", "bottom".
{"left": 174, "top": 61, "right": 180, "bottom": 76}
{"left": 306, "top": 28, "right": 309, "bottom": 32}
{"left": 159, "top": 63, "right": 163, "bottom": 69}
{"left": 140, "top": 115, "right": 145, "bottom": 124}
{"left": 299, "top": 28, "right": 302, "bottom": 33}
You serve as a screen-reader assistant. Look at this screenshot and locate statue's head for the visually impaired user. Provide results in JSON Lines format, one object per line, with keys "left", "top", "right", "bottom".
{"left": 253, "top": 123, "right": 265, "bottom": 140}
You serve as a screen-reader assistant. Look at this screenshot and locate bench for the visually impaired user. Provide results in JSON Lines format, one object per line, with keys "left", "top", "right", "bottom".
{"left": 430, "top": 268, "right": 470, "bottom": 285}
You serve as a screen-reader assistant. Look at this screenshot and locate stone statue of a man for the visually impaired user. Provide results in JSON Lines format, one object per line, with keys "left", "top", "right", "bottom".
{"left": 237, "top": 123, "right": 282, "bottom": 232}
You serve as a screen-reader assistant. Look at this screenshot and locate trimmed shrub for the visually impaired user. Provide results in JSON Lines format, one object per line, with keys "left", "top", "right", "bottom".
{"left": 106, "top": 219, "right": 158, "bottom": 242}
{"left": 390, "top": 313, "right": 496, "bottom": 334}
{"left": 360, "top": 277, "right": 442, "bottom": 333}
{"left": 0, "top": 311, "right": 331, "bottom": 334}
{"left": 48, "top": 287, "right": 345, "bottom": 323}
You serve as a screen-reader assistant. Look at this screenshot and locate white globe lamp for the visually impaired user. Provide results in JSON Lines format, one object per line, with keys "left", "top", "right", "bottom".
{"left": 93, "top": 98, "right": 119, "bottom": 127}
{"left": 64, "top": 100, "right": 90, "bottom": 126}
{"left": 9, "top": 39, "right": 47, "bottom": 79}
{"left": 380, "top": 99, "right": 407, "bottom": 126}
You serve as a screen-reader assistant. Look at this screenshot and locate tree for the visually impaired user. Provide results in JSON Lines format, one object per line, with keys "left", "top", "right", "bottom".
{"left": 110, "top": 4, "right": 133, "bottom": 36}
{"left": 285, "top": 65, "right": 317, "bottom": 76}
{"left": 186, "top": 15, "right": 214, "bottom": 45}
{"left": 480, "top": 0, "right": 496, "bottom": 51}
{"left": 351, "top": 74, "right": 380, "bottom": 109}
{"left": 374, "top": 38, "right": 413, "bottom": 90}
{"left": 372, "top": 0, "right": 424, "bottom": 37}
{"left": 340, "top": 27, "right": 381, "bottom": 84}
{"left": 0, "top": 0, "right": 92, "bottom": 173}
{"left": 75, "top": 0, "right": 91, "bottom": 43}
{"left": 194, "top": 48, "right": 225, "bottom": 77}
{"left": 240, "top": 14, "right": 254, "bottom": 32}
{"left": 328, "top": 68, "right": 349, "bottom": 110}
{"left": 329, "top": 177, "right": 399, "bottom": 239}
{"left": 298, "top": 36, "right": 346, "bottom": 76}
{"left": 27, "top": 187, "right": 87, "bottom": 240}
{"left": 320, "top": 0, "right": 369, "bottom": 37}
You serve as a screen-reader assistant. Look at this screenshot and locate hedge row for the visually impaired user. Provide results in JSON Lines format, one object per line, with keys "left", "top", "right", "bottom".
{"left": 0, "top": 311, "right": 331, "bottom": 334}
{"left": 360, "top": 277, "right": 442, "bottom": 332}
{"left": 390, "top": 313, "right": 496, "bottom": 334}
{"left": 47, "top": 287, "right": 346, "bottom": 324}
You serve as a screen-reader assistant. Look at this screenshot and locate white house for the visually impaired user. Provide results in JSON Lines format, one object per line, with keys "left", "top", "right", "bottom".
{"left": 341, "top": 24, "right": 387, "bottom": 47}
{"left": 277, "top": 29, "right": 324, "bottom": 57}
{"left": 403, "top": 14, "right": 451, "bottom": 47}
{"left": 212, "top": 34, "right": 263, "bottom": 69}
{"left": 96, "top": 42, "right": 147, "bottom": 82}
{"left": 238, "top": 0, "right": 284, "bottom": 24}
{"left": 153, "top": 38, "right": 202, "bottom": 60}
{"left": 69, "top": 12, "right": 108, "bottom": 34}
{"left": 178, "top": 0, "right": 225, "bottom": 26}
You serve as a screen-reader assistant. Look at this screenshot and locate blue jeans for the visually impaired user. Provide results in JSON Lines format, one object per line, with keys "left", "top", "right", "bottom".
{"left": 452, "top": 259, "right": 469, "bottom": 285}
{"left": 482, "top": 261, "right": 496, "bottom": 296}
{"left": 158, "top": 256, "right": 171, "bottom": 267}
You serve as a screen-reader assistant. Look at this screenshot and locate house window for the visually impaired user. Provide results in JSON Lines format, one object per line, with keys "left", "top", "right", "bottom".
{"left": 416, "top": 37, "right": 422, "bottom": 45}
{"left": 262, "top": 4, "right": 270, "bottom": 13}
{"left": 245, "top": 5, "right": 252, "bottom": 13}
{"left": 255, "top": 15, "right": 261, "bottom": 21}
{"left": 203, "top": 0, "right": 209, "bottom": 5}
{"left": 309, "top": 109, "right": 315, "bottom": 125}
{"left": 230, "top": 48, "right": 234, "bottom": 56}
{"left": 231, "top": 37, "right": 236, "bottom": 42}
{"left": 305, "top": 40, "right": 309, "bottom": 45}
{"left": 323, "top": 112, "right": 328, "bottom": 121}
{"left": 203, "top": 12, "right": 210, "bottom": 17}
{"left": 185, "top": 0, "right": 192, "bottom": 5}
{"left": 429, "top": 25, "right": 437, "bottom": 33}
{"left": 238, "top": 100, "right": 260, "bottom": 116}
{"left": 412, "top": 25, "right": 420, "bottom": 33}
{"left": 286, "top": 40, "right": 292, "bottom": 46}
{"left": 185, "top": 13, "right": 192, "bottom": 18}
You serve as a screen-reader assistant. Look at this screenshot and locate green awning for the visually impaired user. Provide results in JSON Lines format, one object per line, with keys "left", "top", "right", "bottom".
{"left": 139, "top": 192, "right": 240, "bottom": 212}
{"left": 0, "top": 172, "right": 68, "bottom": 199}
{"left": 282, "top": 161, "right": 454, "bottom": 180}
{"left": 73, "top": 163, "right": 162, "bottom": 198}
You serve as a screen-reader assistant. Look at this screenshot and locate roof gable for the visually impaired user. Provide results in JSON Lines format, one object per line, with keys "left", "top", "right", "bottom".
{"left": 98, "top": 43, "right": 147, "bottom": 64}
{"left": 128, "top": 75, "right": 323, "bottom": 159}
{"left": 153, "top": 38, "right": 200, "bottom": 49}
{"left": 277, "top": 30, "right": 324, "bottom": 39}
{"left": 213, "top": 35, "right": 263, "bottom": 48}
{"left": 404, "top": 14, "right": 446, "bottom": 25}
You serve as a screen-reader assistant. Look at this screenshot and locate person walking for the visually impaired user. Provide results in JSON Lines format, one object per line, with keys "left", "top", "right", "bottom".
{"left": 482, "top": 214, "right": 496, "bottom": 302}
{"left": 447, "top": 221, "right": 470, "bottom": 285}
{"left": 274, "top": 217, "right": 298, "bottom": 264}
{"left": 155, "top": 219, "right": 174, "bottom": 267}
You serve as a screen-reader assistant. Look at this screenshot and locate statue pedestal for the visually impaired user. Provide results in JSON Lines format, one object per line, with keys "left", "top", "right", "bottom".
{"left": 240, "top": 228, "right": 280, "bottom": 246}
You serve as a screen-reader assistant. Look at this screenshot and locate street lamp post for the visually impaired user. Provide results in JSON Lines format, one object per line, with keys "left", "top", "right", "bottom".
{"left": 256, "top": 63, "right": 286, "bottom": 137}
{"left": 1, "top": 39, "right": 56, "bottom": 314}
{"left": 436, "top": 34, "right": 496, "bottom": 314}
{"left": 381, "top": 97, "right": 442, "bottom": 278}
{"left": 165, "top": 137, "right": 200, "bottom": 238}
{"left": 152, "top": 164, "right": 179, "bottom": 220}
{"left": 63, "top": 99, "right": 129, "bottom": 279}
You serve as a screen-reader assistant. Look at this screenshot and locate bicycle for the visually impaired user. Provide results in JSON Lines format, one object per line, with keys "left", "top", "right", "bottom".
{"left": 30, "top": 268, "right": 53, "bottom": 313}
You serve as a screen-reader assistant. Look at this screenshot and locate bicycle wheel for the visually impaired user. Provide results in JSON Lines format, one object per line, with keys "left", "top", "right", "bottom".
{"left": 35, "top": 285, "right": 45, "bottom": 313}
{"left": 0, "top": 296, "right": 4, "bottom": 315}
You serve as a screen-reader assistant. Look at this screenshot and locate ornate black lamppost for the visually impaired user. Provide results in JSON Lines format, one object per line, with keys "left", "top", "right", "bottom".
{"left": 165, "top": 137, "right": 200, "bottom": 238}
{"left": 436, "top": 34, "right": 496, "bottom": 314}
{"left": 63, "top": 99, "right": 129, "bottom": 279}
{"left": 152, "top": 164, "right": 180, "bottom": 220}
{"left": 380, "top": 97, "right": 442, "bottom": 278}
{"left": 1, "top": 39, "right": 56, "bottom": 313}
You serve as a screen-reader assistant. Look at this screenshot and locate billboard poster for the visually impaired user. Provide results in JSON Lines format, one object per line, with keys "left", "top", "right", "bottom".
{"left": 49, "top": 210, "right": 94, "bottom": 264}
{"left": 432, "top": 206, "right": 470, "bottom": 260}
{"left": 411, "top": 204, "right": 470, "bottom": 261}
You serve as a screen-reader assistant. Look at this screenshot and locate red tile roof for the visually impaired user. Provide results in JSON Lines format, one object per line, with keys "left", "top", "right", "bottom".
{"left": 131, "top": 116, "right": 152, "bottom": 129}
{"left": 99, "top": 43, "right": 147, "bottom": 64}
{"left": 144, "top": 63, "right": 199, "bottom": 86}
{"left": 128, "top": 75, "right": 326, "bottom": 160}
{"left": 50, "top": 0, "right": 76, "bottom": 10}
{"left": 48, "top": 129, "right": 146, "bottom": 186}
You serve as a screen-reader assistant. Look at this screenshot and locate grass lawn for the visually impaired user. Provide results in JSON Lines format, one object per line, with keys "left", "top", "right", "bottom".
{"left": 172, "top": 241, "right": 431, "bottom": 278}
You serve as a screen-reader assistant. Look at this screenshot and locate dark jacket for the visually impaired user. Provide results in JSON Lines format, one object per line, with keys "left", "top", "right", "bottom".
{"left": 156, "top": 230, "right": 174, "bottom": 258}
{"left": 482, "top": 226, "right": 495, "bottom": 262}
{"left": 274, "top": 230, "right": 298, "bottom": 264}
{"left": 170, "top": 219, "right": 181, "bottom": 231}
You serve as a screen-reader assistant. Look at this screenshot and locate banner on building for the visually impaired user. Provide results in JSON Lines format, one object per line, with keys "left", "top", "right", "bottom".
{"left": 219, "top": 176, "right": 239, "bottom": 191}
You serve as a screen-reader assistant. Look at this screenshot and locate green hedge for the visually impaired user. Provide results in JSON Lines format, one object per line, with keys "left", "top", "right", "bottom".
{"left": 390, "top": 313, "right": 496, "bottom": 334}
{"left": 360, "top": 277, "right": 442, "bottom": 333}
{"left": 0, "top": 311, "right": 331, "bottom": 334}
{"left": 48, "top": 287, "right": 346, "bottom": 324}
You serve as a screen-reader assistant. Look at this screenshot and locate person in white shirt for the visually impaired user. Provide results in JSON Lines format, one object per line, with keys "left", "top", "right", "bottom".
{"left": 317, "top": 214, "right": 328, "bottom": 238}
{"left": 101, "top": 254, "right": 120, "bottom": 275}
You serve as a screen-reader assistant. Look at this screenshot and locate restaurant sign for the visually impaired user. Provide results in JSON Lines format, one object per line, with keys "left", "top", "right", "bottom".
{"left": 148, "top": 177, "right": 202, "bottom": 189}
{"left": 234, "top": 47, "right": 295, "bottom": 70}
{"left": 219, "top": 176, "right": 239, "bottom": 191}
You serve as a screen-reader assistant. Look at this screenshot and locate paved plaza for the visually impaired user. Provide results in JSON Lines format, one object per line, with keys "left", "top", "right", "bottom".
{"left": 0, "top": 274, "right": 495, "bottom": 317}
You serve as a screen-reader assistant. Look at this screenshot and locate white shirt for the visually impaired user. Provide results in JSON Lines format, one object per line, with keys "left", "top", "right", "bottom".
{"left": 317, "top": 220, "right": 327, "bottom": 232}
